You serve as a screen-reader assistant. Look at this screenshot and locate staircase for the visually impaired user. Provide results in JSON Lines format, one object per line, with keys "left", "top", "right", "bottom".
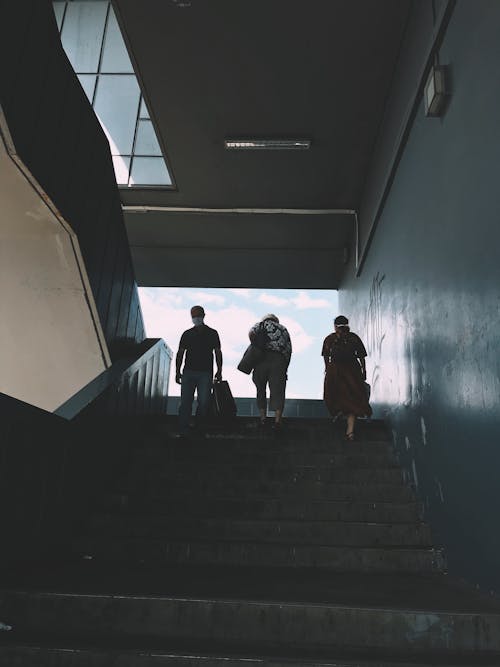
{"left": 1, "top": 416, "right": 500, "bottom": 666}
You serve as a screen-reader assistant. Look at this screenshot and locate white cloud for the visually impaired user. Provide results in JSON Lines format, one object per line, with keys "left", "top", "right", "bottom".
{"left": 229, "top": 288, "right": 252, "bottom": 299}
{"left": 280, "top": 315, "right": 315, "bottom": 354}
{"left": 145, "top": 287, "right": 183, "bottom": 306}
{"left": 286, "top": 389, "right": 316, "bottom": 400}
{"left": 291, "top": 290, "right": 332, "bottom": 310}
{"left": 138, "top": 288, "right": 189, "bottom": 347}
{"left": 209, "top": 306, "right": 258, "bottom": 362}
{"left": 186, "top": 291, "right": 226, "bottom": 306}
{"left": 258, "top": 293, "right": 289, "bottom": 307}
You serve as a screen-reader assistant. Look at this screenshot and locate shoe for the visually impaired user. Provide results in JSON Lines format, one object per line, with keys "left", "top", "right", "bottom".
{"left": 344, "top": 431, "right": 355, "bottom": 442}
{"left": 272, "top": 421, "right": 283, "bottom": 436}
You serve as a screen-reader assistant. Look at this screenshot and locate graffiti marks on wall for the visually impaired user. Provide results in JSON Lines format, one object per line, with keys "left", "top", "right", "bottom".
{"left": 366, "top": 272, "right": 386, "bottom": 391}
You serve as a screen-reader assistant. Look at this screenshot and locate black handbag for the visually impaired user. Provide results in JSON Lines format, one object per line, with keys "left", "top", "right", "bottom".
{"left": 237, "top": 323, "right": 268, "bottom": 374}
{"left": 237, "top": 343, "right": 264, "bottom": 375}
{"left": 212, "top": 379, "right": 237, "bottom": 418}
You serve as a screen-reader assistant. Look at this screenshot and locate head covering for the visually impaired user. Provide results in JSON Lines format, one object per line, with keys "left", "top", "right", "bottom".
{"left": 334, "top": 315, "right": 349, "bottom": 326}
{"left": 262, "top": 313, "right": 279, "bottom": 323}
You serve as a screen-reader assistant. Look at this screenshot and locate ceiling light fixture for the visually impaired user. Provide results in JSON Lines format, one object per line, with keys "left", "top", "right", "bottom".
{"left": 224, "top": 139, "right": 311, "bottom": 150}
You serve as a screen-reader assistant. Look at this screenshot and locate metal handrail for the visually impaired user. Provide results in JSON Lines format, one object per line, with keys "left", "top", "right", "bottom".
{"left": 54, "top": 338, "right": 172, "bottom": 420}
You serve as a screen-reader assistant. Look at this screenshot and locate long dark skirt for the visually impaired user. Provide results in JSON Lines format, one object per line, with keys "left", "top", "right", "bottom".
{"left": 324, "top": 361, "right": 372, "bottom": 418}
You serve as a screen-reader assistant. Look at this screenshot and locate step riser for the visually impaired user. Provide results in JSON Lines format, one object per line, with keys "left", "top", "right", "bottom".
{"left": 0, "top": 646, "right": 493, "bottom": 667}
{"left": 146, "top": 483, "right": 414, "bottom": 503}
{"left": 1, "top": 592, "right": 497, "bottom": 652}
{"left": 142, "top": 441, "right": 393, "bottom": 455}
{"left": 150, "top": 419, "right": 389, "bottom": 438}
{"left": 89, "top": 518, "right": 432, "bottom": 547}
{"left": 136, "top": 452, "right": 398, "bottom": 468}
{"left": 139, "top": 469, "right": 403, "bottom": 485}
{"left": 109, "top": 499, "right": 420, "bottom": 523}
{"left": 74, "top": 540, "right": 443, "bottom": 572}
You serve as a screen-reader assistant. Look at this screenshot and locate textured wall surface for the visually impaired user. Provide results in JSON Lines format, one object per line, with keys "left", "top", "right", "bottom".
{"left": 0, "top": 0, "right": 144, "bottom": 358}
{"left": 340, "top": 1, "right": 500, "bottom": 590}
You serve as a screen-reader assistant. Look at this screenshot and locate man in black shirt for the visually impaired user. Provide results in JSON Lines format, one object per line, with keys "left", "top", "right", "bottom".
{"left": 175, "top": 305, "right": 223, "bottom": 436}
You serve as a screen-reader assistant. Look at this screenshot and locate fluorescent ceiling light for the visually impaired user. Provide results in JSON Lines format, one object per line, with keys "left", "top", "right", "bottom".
{"left": 224, "top": 139, "right": 311, "bottom": 150}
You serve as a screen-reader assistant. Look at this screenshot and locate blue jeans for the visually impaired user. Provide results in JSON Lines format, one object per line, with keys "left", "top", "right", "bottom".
{"left": 179, "top": 369, "right": 212, "bottom": 434}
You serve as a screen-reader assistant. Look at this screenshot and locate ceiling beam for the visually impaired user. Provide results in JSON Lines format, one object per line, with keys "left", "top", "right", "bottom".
{"left": 123, "top": 206, "right": 356, "bottom": 215}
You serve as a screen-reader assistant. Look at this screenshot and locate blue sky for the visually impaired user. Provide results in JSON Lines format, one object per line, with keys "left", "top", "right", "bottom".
{"left": 138, "top": 288, "right": 339, "bottom": 399}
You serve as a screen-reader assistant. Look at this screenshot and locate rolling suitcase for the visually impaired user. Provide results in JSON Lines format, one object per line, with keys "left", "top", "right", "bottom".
{"left": 212, "top": 379, "right": 237, "bottom": 418}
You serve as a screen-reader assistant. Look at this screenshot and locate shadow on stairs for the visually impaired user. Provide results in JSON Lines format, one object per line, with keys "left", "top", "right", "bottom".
{"left": 1, "top": 416, "right": 499, "bottom": 666}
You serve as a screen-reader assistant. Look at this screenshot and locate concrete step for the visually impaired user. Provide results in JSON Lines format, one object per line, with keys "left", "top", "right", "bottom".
{"left": 1, "top": 567, "right": 494, "bottom": 612}
{"left": 1, "top": 643, "right": 499, "bottom": 666}
{"left": 138, "top": 465, "right": 404, "bottom": 486}
{"left": 150, "top": 416, "right": 391, "bottom": 442}
{"left": 105, "top": 496, "right": 421, "bottom": 523}
{"left": 74, "top": 537, "right": 444, "bottom": 572}
{"left": 88, "top": 516, "right": 432, "bottom": 547}
{"left": 136, "top": 448, "right": 398, "bottom": 469}
{"left": 145, "top": 480, "right": 414, "bottom": 503}
{"left": 147, "top": 437, "right": 394, "bottom": 456}
{"left": 1, "top": 588, "right": 498, "bottom": 654}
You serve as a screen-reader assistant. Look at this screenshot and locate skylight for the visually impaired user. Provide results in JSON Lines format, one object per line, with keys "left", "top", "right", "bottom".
{"left": 53, "top": 1, "right": 173, "bottom": 187}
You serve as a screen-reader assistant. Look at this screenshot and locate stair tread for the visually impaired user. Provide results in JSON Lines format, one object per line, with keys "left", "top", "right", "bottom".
{"left": 142, "top": 482, "right": 415, "bottom": 501}
{"left": 76, "top": 537, "right": 439, "bottom": 552}
{"left": 118, "top": 497, "right": 419, "bottom": 507}
{"left": 92, "top": 515, "right": 427, "bottom": 527}
{"left": 102, "top": 498, "right": 421, "bottom": 524}
{"left": 2, "top": 565, "right": 498, "bottom": 614}
{"left": 83, "top": 518, "right": 432, "bottom": 547}
{"left": 1, "top": 639, "right": 500, "bottom": 666}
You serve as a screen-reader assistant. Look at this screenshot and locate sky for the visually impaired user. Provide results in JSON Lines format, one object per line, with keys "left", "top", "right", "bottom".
{"left": 138, "top": 288, "right": 339, "bottom": 399}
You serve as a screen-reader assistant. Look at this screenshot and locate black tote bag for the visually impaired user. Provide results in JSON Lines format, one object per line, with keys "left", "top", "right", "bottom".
{"left": 237, "top": 344, "right": 264, "bottom": 375}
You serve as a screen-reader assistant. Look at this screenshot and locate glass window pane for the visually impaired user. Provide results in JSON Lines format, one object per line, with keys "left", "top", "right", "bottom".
{"left": 53, "top": 2, "right": 66, "bottom": 31}
{"left": 112, "top": 155, "right": 130, "bottom": 185}
{"left": 100, "top": 7, "right": 134, "bottom": 73}
{"left": 139, "top": 98, "right": 150, "bottom": 119}
{"left": 135, "top": 120, "right": 162, "bottom": 156}
{"left": 61, "top": 1, "right": 108, "bottom": 73}
{"left": 94, "top": 74, "right": 140, "bottom": 155}
{"left": 130, "top": 157, "right": 172, "bottom": 186}
{"left": 77, "top": 74, "right": 96, "bottom": 103}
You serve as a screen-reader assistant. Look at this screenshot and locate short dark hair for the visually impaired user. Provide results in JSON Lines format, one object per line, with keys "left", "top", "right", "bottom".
{"left": 191, "top": 305, "right": 205, "bottom": 316}
{"left": 334, "top": 315, "right": 349, "bottom": 326}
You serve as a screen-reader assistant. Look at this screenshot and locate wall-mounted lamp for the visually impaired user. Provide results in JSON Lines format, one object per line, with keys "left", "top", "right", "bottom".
{"left": 424, "top": 65, "right": 447, "bottom": 117}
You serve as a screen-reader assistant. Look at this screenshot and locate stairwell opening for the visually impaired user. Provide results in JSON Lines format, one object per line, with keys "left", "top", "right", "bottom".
{"left": 138, "top": 286, "right": 339, "bottom": 416}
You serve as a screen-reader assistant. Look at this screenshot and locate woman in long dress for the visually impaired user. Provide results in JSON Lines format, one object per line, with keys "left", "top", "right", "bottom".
{"left": 322, "top": 315, "right": 371, "bottom": 440}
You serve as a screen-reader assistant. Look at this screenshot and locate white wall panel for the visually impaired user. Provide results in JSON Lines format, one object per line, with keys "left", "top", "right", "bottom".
{"left": 0, "top": 121, "right": 110, "bottom": 412}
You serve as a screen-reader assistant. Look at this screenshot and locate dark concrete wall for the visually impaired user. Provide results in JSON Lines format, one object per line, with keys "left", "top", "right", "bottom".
{"left": 357, "top": 0, "right": 454, "bottom": 261}
{"left": 340, "top": 1, "right": 500, "bottom": 591}
{"left": 0, "top": 393, "right": 137, "bottom": 566}
{"left": 0, "top": 0, "right": 144, "bottom": 359}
